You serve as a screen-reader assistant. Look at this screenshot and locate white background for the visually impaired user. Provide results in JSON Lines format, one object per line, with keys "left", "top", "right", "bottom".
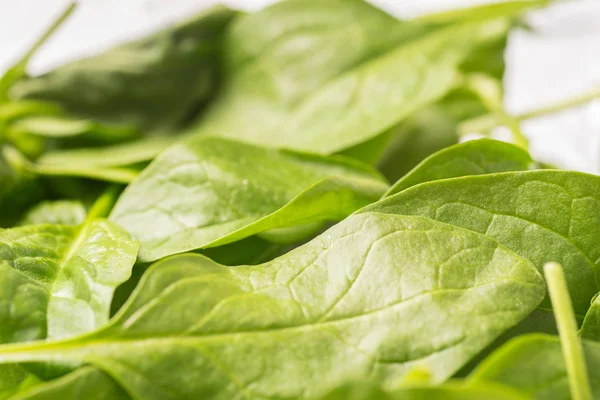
{"left": 1, "top": 0, "right": 599, "bottom": 172}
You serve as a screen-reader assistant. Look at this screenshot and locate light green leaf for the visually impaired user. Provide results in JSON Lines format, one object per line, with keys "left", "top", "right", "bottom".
{"left": 2, "top": 146, "right": 140, "bottom": 184}
{"left": 363, "top": 170, "right": 600, "bottom": 316}
{"left": 190, "top": 0, "right": 498, "bottom": 154}
{"left": 6, "top": 116, "right": 137, "bottom": 142}
{"left": 469, "top": 334, "right": 600, "bottom": 400}
{"left": 384, "top": 139, "right": 534, "bottom": 196}
{"left": 316, "top": 380, "right": 529, "bottom": 400}
{"left": 6, "top": 367, "right": 128, "bottom": 400}
{"left": 109, "top": 137, "right": 388, "bottom": 262}
{"left": 18, "top": 201, "right": 86, "bottom": 227}
{"left": 0, "top": 219, "right": 138, "bottom": 342}
{"left": 37, "top": 136, "right": 174, "bottom": 169}
{"left": 0, "top": 213, "right": 544, "bottom": 399}
{"left": 10, "top": 6, "right": 236, "bottom": 133}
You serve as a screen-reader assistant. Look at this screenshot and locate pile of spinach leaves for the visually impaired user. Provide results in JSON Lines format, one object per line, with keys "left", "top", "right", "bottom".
{"left": 1, "top": 1, "right": 600, "bottom": 399}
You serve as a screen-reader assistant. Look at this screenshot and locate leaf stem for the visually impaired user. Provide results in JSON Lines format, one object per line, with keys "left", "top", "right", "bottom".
{"left": 519, "top": 87, "right": 600, "bottom": 121}
{"left": 464, "top": 74, "right": 529, "bottom": 149}
{"left": 20, "top": 2, "right": 77, "bottom": 66}
{"left": 544, "top": 262, "right": 593, "bottom": 400}
{"left": 0, "top": 2, "right": 76, "bottom": 99}
{"left": 459, "top": 86, "right": 600, "bottom": 135}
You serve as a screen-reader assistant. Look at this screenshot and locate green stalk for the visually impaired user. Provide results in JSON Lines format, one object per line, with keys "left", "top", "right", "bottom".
{"left": 459, "top": 86, "right": 600, "bottom": 136}
{"left": 464, "top": 73, "right": 529, "bottom": 149}
{"left": 544, "top": 262, "right": 593, "bottom": 400}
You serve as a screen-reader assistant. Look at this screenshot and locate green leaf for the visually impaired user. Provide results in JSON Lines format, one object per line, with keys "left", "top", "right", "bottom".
{"left": 37, "top": 136, "right": 174, "bottom": 169}
{"left": 384, "top": 139, "right": 535, "bottom": 196}
{"left": 109, "top": 137, "right": 388, "bottom": 262}
{"left": 469, "top": 334, "right": 600, "bottom": 399}
{"left": 18, "top": 201, "right": 86, "bottom": 226}
{"left": 363, "top": 170, "right": 600, "bottom": 316}
{"left": 316, "top": 380, "right": 529, "bottom": 400}
{"left": 2, "top": 146, "right": 140, "bottom": 184}
{"left": 6, "top": 116, "right": 137, "bottom": 141}
{"left": 10, "top": 6, "right": 236, "bottom": 133}
{"left": 0, "top": 154, "right": 44, "bottom": 228}
{"left": 0, "top": 365, "right": 39, "bottom": 400}
{"left": 0, "top": 213, "right": 544, "bottom": 399}
{"left": 6, "top": 367, "right": 128, "bottom": 400}
{"left": 190, "top": 0, "right": 498, "bottom": 154}
{"left": 580, "top": 295, "right": 600, "bottom": 342}
{"left": 0, "top": 218, "right": 138, "bottom": 342}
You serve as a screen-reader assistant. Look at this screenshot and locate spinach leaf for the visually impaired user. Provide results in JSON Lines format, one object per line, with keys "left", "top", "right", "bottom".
{"left": 580, "top": 295, "right": 600, "bottom": 341}
{"left": 0, "top": 193, "right": 138, "bottom": 342}
{"left": 6, "top": 116, "right": 137, "bottom": 142}
{"left": 6, "top": 368, "right": 128, "bottom": 400}
{"left": 36, "top": 136, "right": 173, "bottom": 169}
{"left": 0, "top": 365, "right": 39, "bottom": 400}
{"left": 0, "top": 213, "right": 544, "bottom": 399}
{"left": 385, "top": 139, "right": 534, "bottom": 196}
{"left": 469, "top": 334, "right": 600, "bottom": 399}
{"left": 190, "top": 0, "right": 498, "bottom": 154}
{"left": 363, "top": 170, "right": 600, "bottom": 316}
{"left": 316, "top": 380, "right": 529, "bottom": 400}
{"left": 109, "top": 137, "right": 388, "bottom": 262}
{"left": 0, "top": 154, "right": 44, "bottom": 228}
{"left": 18, "top": 201, "right": 86, "bottom": 226}
{"left": 2, "top": 146, "right": 140, "bottom": 184}
{"left": 9, "top": 6, "right": 236, "bottom": 133}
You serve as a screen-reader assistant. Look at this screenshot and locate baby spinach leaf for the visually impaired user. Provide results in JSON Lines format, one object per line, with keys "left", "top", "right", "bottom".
{"left": 37, "top": 136, "right": 173, "bottom": 170}
{"left": 6, "top": 367, "right": 128, "bottom": 400}
{"left": 109, "top": 137, "right": 388, "bottom": 262}
{"left": 385, "top": 139, "right": 534, "bottom": 196}
{"left": 6, "top": 116, "right": 137, "bottom": 142}
{"left": 580, "top": 295, "right": 600, "bottom": 342}
{"left": 363, "top": 170, "right": 600, "bottom": 316}
{"left": 0, "top": 215, "right": 138, "bottom": 342}
{"left": 317, "top": 380, "right": 529, "bottom": 400}
{"left": 0, "top": 365, "right": 39, "bottom": 400}
{"left": 18, "top": 201, "right": 86, "bottom": 227}
{"left": 10, "top": 6, "right": 236, "bottom": 133}
{"left": 0, "top": 213, "right": 544, "bottom": 399}
{"left": 2, "top": 146, "right": 140, "bottom": 184}
{"left": 469, "top": 334, "right": 600, "bottom": 399}
{"left": 190, "top": 0, "right": 497, "bottom": 154}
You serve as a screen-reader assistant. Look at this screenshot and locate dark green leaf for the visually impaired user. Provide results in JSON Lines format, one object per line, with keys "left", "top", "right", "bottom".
{"left": 10, "top": 6, "right": 237, "bottom": 133}
{"left": 0, "top": 365, "right": 39, "bottom": 400}
{"left": 580, "top": 295, "right": 600, "bottom": 341}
